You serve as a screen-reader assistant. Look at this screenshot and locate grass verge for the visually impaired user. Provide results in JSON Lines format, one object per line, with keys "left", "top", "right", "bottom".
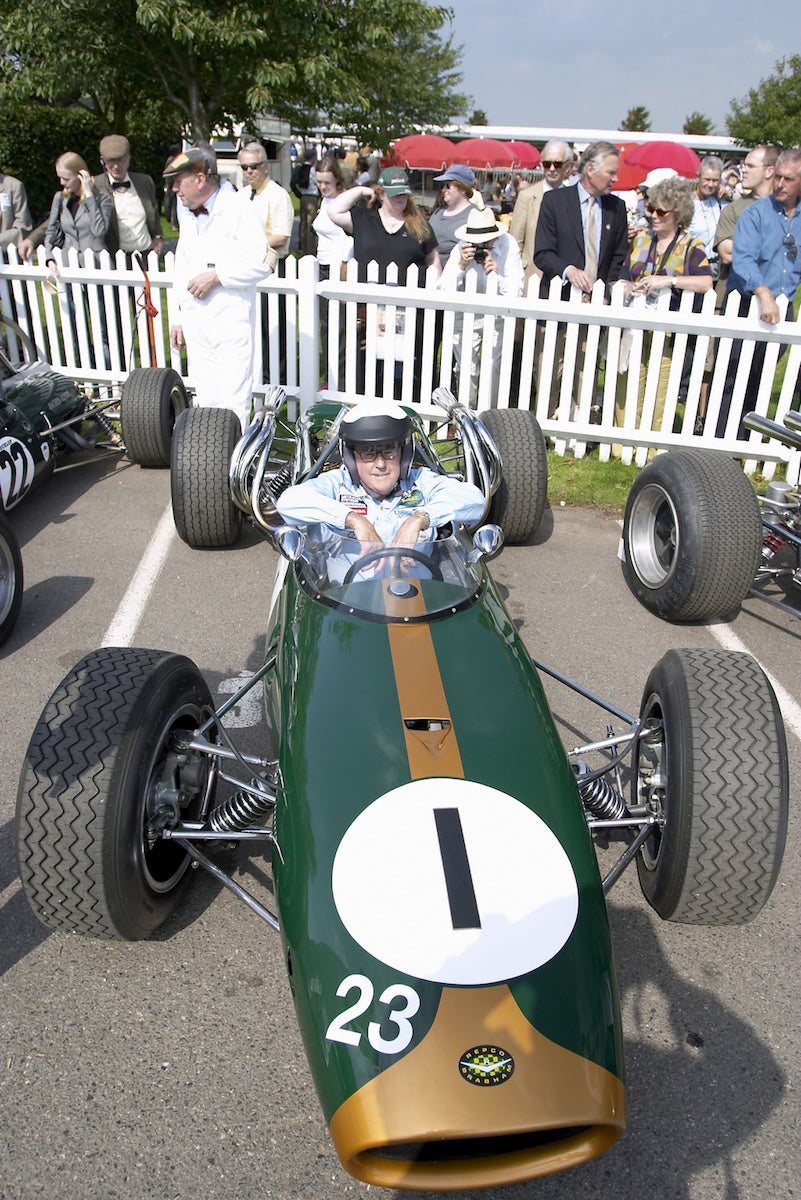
{"left": 547, "top": 451, "right": 639, "bottom": 513}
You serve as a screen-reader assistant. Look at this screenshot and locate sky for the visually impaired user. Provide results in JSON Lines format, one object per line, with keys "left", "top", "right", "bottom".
{"left": 446, "top": 0, "right": 801, "bottom": 137}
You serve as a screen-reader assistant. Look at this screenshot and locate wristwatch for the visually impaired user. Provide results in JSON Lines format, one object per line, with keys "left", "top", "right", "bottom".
{"left": 413, "top": 509, "right": 430, "bottom": 530}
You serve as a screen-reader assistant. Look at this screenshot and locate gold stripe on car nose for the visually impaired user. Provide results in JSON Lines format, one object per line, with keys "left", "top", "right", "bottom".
{"left": 383, "top": 580, "right": 464, "bottom": 779}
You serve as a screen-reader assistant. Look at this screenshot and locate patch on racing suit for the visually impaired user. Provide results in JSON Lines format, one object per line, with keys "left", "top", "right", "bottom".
{"left": 399, "top": 488, "right": 425, "bottom": 508}
{"left": 339, "top": 489, "right": 368, "bottom": 515}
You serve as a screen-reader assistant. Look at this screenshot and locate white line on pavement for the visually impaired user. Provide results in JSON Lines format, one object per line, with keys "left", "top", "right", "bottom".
{"left": 101, "top": 504, "right": 175, "bottom": 647}
{"left": 708, "top": 620, "right": 801, "bottom": 745}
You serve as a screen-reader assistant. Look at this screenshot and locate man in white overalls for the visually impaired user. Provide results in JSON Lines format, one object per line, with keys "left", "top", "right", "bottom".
{"left": 165, "top": 147, "right": 270, "bottom": 430}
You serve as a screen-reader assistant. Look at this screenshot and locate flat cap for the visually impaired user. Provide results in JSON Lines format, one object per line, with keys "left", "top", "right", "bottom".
{"left": 163, "top": 146, "right": 214, "bottom": 178}
{"left": 99, "top": 134, "right": 130, "bottom": 160}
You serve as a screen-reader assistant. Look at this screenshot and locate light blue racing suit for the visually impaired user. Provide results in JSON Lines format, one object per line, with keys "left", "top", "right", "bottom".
{"left": 276, "top": 465, "right": 486, "bottom": 543}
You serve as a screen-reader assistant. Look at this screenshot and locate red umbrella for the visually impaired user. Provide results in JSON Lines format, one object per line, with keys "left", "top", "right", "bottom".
{"left": 612, "top": 144, "right": 648, "bottom": 191}
{"left": 454, "top": 138, "right": 518, "bottom": 169}
{"left": 624, "top": 141, "right": 700, "bottom": 178}
{"left": 391, "top": 133, "right": 456, "bottom": 170}
{"left": 506, "top": 141, "right": 541, "bottom": 168}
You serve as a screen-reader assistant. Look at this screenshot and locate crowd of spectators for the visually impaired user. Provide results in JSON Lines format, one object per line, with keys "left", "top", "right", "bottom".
{"left": 2, "top": 132, "right": 799, "bottom": 430}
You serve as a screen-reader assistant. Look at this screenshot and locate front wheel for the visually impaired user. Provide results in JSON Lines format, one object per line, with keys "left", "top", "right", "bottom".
{"left": 0, "top": 510, "right": 23, "bottom": 646}
{"left": 171, "top": 407, "right": 242, "bottom": 547}
{"left": 622, "top": 449, "right": 762, "bottom": 621}
{"left": 479, "top": 408, "right": 547, "bottom": 544}
{"left": 121, "top": 367, "right": 188, "bottom": 467}
{"left": 16, "top": 648, "right": 216, "bottom": 940}
{"left": 634, "top": 648, "right": 788, "bottom": 924}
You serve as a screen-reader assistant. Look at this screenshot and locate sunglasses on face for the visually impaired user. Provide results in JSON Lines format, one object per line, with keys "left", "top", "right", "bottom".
{"left": 647, "top": 206, "right": 673, "bottom": 217}
{"left": 541, "top": 160, "right": 565, "bottom": 169}
{"left": 241, "top": 162, "right": 266, "bottom": 172}
{"left": 353, "top": 444, "right": 401, "bottom": 462}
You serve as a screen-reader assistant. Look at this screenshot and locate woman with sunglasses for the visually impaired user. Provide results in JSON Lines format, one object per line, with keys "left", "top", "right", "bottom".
{"left": 429, "top": 164, "right": 479, "bottom": 260}
{"left": 614, "top": 176, "right": 712, "bottom": 447}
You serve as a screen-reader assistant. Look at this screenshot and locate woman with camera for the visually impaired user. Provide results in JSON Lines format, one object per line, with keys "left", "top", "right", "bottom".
{"left": 438, "top": 207, "right": 523, "bottom": 406}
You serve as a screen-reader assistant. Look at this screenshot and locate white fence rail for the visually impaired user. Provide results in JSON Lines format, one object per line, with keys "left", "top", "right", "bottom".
{"left": 2, "top": 246, "right": 799, "bottom": 480}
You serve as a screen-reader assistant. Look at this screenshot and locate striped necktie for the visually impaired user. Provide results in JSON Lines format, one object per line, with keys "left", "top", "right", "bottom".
{"left": 585, "top": 197, "right": 598, "bottom": 285}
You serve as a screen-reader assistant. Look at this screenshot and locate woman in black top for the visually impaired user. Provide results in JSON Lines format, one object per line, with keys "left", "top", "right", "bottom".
{"left": 327, "top": 167, "right": 440, "bottom": 399}
{"left": 327, "top": 167, "right": 440, "bottom": 282}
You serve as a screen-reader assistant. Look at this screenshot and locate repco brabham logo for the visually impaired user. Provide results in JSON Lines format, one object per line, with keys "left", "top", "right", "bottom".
{"left": 0, "top": 435, "right": 38, "bottom": 510}
{"left": 458, "top": 1045, "right": 515, "bottom": 1087}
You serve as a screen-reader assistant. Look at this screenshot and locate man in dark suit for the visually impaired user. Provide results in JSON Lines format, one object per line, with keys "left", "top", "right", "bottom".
{"left": 534, "top": 140, "right": 628, "bottom": 298}
{"left": 92, "top": 134, "right": 163, "bottom": 259}
{"left": 533, "top": 140, "right": 628, "bottom": 417}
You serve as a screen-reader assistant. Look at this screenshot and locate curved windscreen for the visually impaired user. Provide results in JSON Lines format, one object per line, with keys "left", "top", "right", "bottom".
{"left": 293, "top": 525, "right": 486, "bottom": 623}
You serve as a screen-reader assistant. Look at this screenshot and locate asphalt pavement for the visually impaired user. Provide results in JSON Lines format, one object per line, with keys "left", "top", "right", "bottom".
{"left": 1, "top": 450, "right": 798, "bottom": 1200}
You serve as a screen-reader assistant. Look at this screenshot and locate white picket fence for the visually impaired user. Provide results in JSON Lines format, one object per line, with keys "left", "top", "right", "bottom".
{"left": 2, "top": 246, "right": 799, "bottom": 480}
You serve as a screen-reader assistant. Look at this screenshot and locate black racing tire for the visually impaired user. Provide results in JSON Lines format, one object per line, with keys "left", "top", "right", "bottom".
{"left": 634, "top": 648, "right": 788, "bottom": 924}
{"left": 121, "top": 367, "right": 188, "bottom": 467}
{"left": 171, "top": 407, "right": 242, "bottom": 548}
{"left": 0, "top": 510, "right": 23, "bottom": 647}
{"left": 622, "top": 449, "right": 762, "bottom": 622}
{"left": 16, "top": 648, "right": 216, "bottom": 941}
{"left": 479, "top": 408, "right": 547, "bottom": 544}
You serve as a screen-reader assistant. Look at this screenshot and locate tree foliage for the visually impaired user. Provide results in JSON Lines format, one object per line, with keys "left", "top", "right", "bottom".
{"left": 0, "top": 100, "right": 104, "bottom": 219}
{"left": 0, "top": 0, "right": 469, "bottom": 147}
{"left": 620, "top": 106, "right": 651, "bottom": 132}
{"left": 727, "top": 56, "right": 801, "bottom": 147}
{"left": 683, "top": 111, "right": 715, "bottom": 136}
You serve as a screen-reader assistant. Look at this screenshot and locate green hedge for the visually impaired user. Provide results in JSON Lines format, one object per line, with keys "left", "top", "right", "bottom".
{"left": 0, "top": 98, "right": 178, "bottom": 224}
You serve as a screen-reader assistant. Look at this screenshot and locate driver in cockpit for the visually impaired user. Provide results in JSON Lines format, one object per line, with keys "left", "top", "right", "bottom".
{"left": 276, "top": 401, "right": 486, "bottom": 552}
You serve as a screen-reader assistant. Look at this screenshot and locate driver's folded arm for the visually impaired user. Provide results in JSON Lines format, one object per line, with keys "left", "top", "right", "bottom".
{"left": 276, "top": 466, "right": 485, "bottom": 545}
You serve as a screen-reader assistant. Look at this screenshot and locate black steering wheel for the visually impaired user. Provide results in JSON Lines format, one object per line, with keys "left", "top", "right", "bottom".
{"left": 342, "top": 545, "right": 443, "bottom": 586}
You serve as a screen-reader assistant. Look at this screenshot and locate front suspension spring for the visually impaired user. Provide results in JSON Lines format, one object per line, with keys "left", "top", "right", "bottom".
{"left": 208, "top": 784, "right": 275, "bottom": 834}
{"left": 573, "top": 762, "right": 627, "bottom": 821}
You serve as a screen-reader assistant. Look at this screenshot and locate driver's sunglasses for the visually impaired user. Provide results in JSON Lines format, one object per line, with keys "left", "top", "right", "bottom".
{"left": 353, "top": 443, "right": 401, "bottom": 462}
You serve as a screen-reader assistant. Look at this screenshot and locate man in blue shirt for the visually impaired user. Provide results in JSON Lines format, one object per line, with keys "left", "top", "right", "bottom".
{"left": 718, "top": 147, "right": 801, "bottom": 434}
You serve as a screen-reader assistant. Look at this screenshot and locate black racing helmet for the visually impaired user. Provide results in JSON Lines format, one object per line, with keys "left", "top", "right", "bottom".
{"left": 340, "top": 401, "right": 414, "bottom": 483}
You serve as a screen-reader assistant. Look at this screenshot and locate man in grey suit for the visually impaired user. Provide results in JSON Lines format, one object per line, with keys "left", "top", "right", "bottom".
{"left": 0, "top": 168, "right": 33, "bottom": 252}
{"left": 92, "top": 134, "right": 163, "bottom": 259}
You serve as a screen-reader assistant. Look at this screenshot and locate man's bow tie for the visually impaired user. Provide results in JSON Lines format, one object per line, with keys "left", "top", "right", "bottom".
{"left": 111, "top": 180, "right": 131, "bottom": 190}
{"left": 192, "top": 205, "right": 209, "bottom": 217}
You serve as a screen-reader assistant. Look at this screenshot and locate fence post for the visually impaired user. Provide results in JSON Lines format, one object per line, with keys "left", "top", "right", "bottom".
{"left": 297, "top": 254, "right": 320, "bottom": 413}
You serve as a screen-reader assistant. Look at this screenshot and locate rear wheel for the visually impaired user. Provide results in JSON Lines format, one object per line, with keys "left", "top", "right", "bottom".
{"left": 634, "top": 648, "right": 788, "bottom": 924}
{"left": 479, "top": 408, "right": 547, "bottom": 543}
{"left": 171, "top": 407, "right": 242, "bottom": 547}
{"left": 622, "top": 449, "right": 762, "bottom": 621}
{"left": 0, "top": 511, "right": 23, "bottom": 646}
{"left": 16, "top": 648, "right": 215, "bottom": 941}
{"left": 121, "top": 367, "right": 188, "bottom": 467}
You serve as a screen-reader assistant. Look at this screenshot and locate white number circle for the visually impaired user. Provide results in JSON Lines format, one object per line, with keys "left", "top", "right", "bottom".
{"left": 331, "top": 778, "right": 579, "bottom": 986}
